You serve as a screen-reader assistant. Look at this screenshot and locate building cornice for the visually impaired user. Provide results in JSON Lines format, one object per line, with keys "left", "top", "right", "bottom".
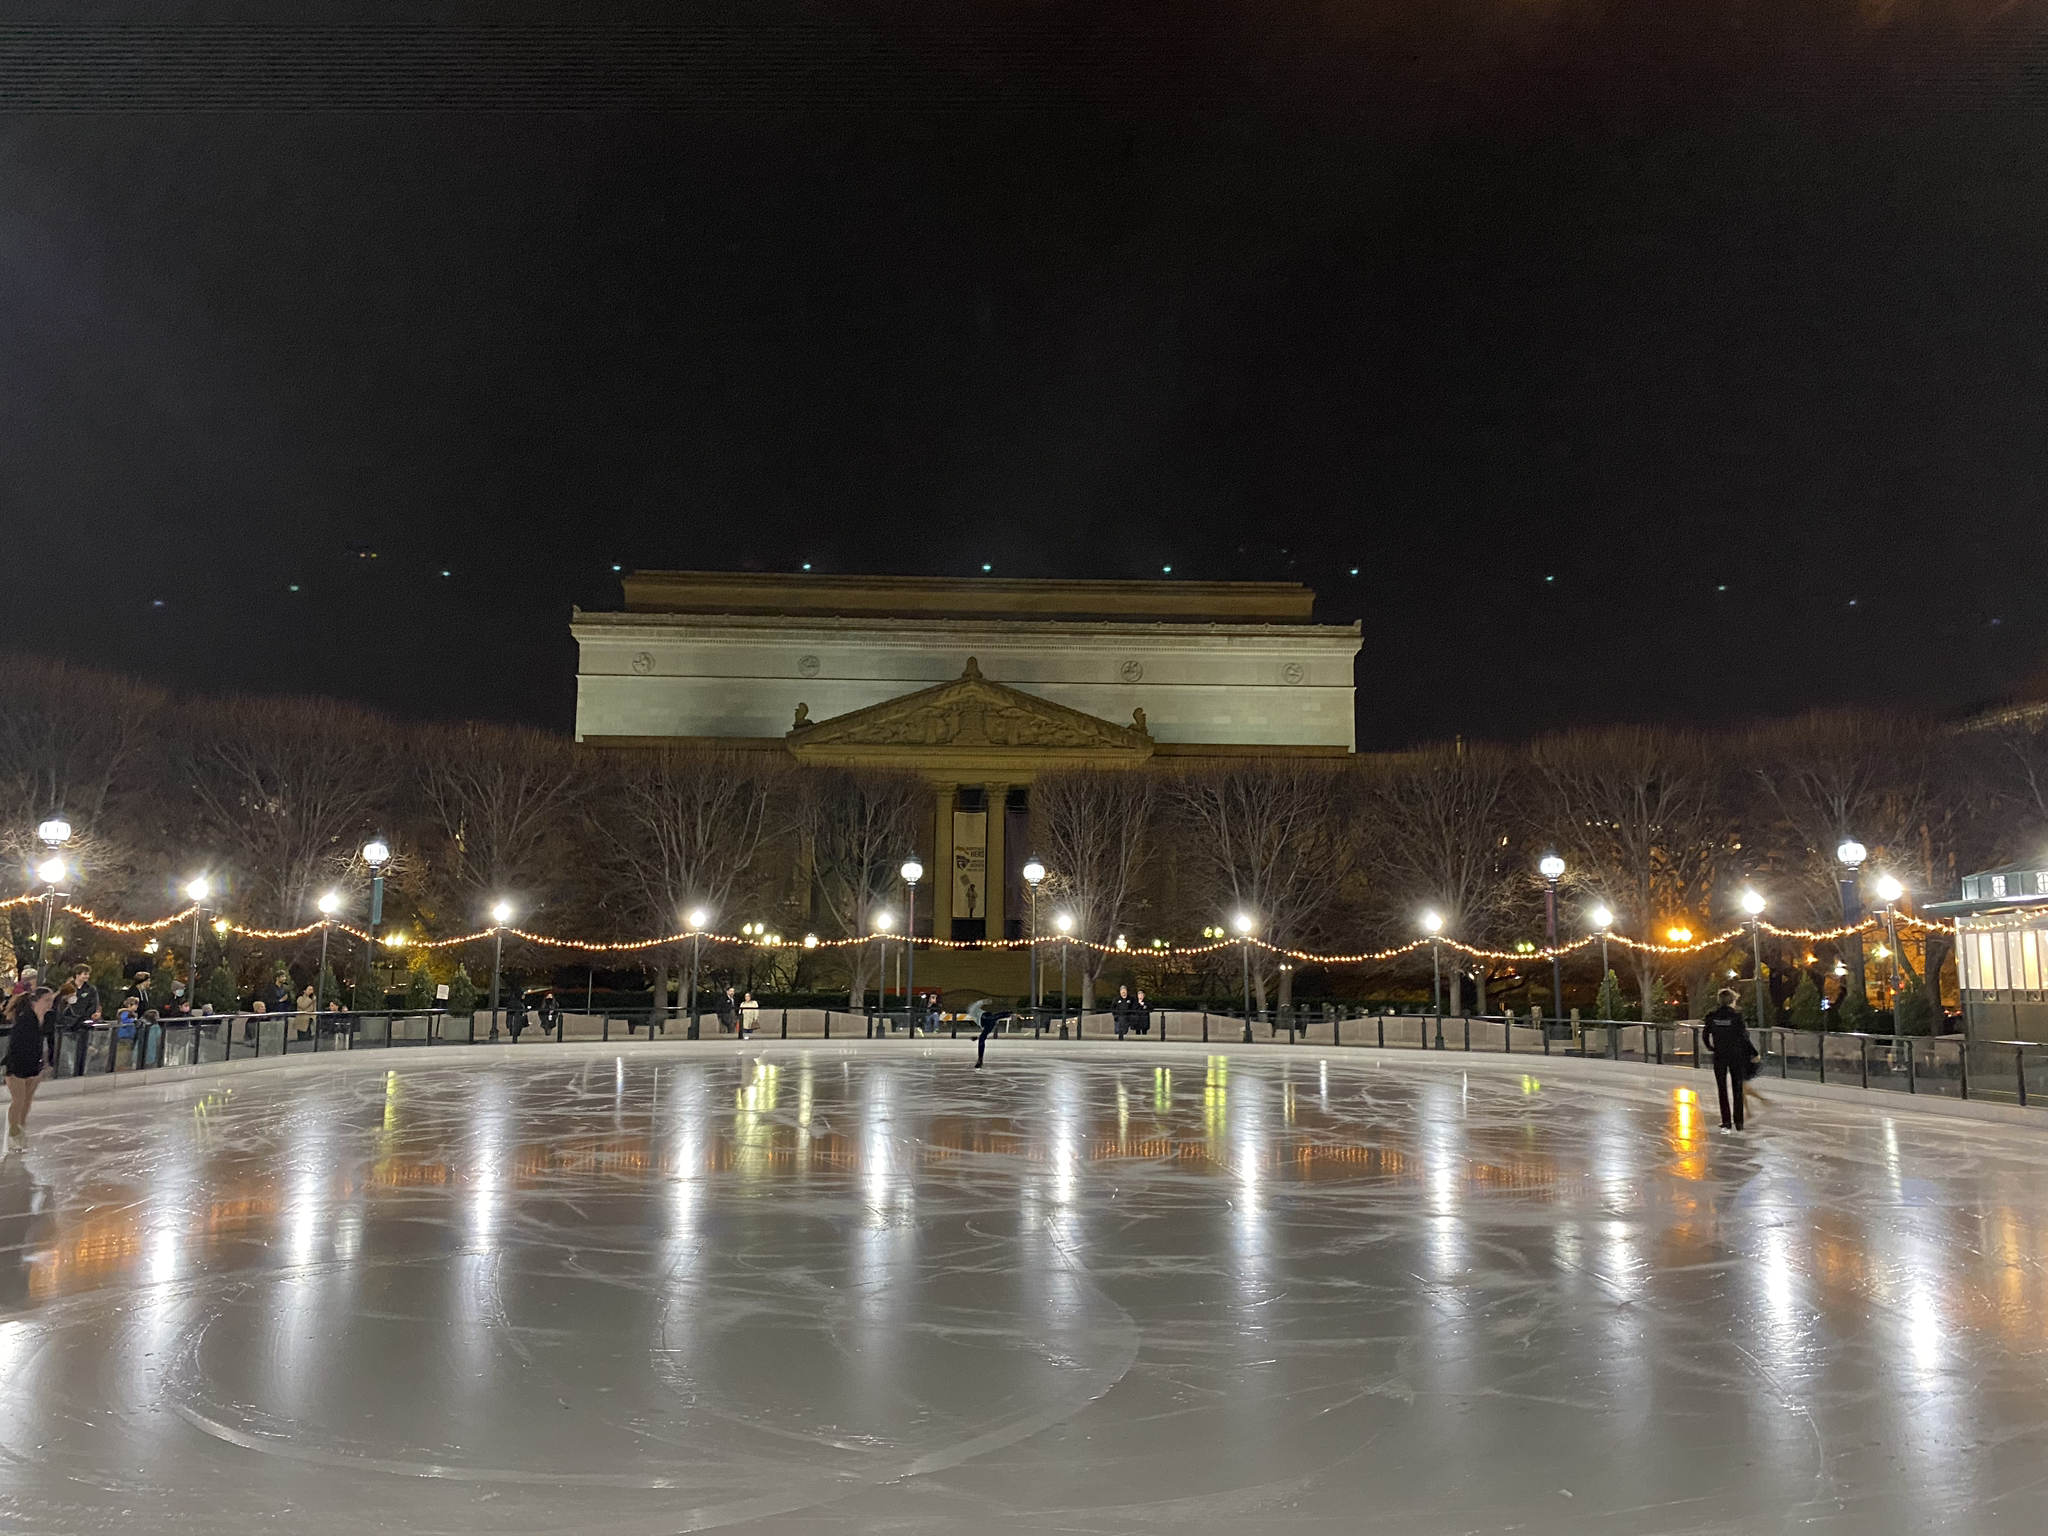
{"left": 572, "top": 610, "right": 1362, "bottom": 642}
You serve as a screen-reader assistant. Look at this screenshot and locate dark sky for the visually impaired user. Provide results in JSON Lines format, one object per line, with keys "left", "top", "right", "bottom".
{"left": 3, "top": 1, "right": 2045, "bottom": 749}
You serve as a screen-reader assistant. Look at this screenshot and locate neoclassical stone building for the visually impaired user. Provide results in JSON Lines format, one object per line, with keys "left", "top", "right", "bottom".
{"left": 572, "top": 571, "right": 1361, "bottom": 953}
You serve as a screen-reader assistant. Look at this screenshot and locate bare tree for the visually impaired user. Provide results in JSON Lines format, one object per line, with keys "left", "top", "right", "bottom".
{"left": 416, "top": 722, "right": 584, "bottom": 926}
{"left": 1530, "top": 726, "right": 1732, "bottom": 1020}
{"left": 591, "top": 743, "right": 783, "bottom": 944}
{"left": 176, "top": 693, "right": 399, "bottom": 928}
{"left": 0, "top": 653, "right": 166, "bottom": 903}
{"left": 1169, "top": 760, "right": 1355, "bottom": 1011}
{"left": 1355, "top": 741, "right": 1527, "bottom": 1011}
{"left": 792, "top": 767, "right": 926, "bottom": 1008}
{"left": 1030, "top": 768, "right": 1156, "bottom": 1011}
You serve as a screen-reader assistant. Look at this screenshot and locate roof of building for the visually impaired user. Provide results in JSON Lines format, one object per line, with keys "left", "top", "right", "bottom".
{"left": 614, "top": 570, "right": 1322, "bottom": 625}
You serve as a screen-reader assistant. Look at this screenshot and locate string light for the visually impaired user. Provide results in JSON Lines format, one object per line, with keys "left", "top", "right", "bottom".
{"left": 8, "top": 893, "right": 1948, "bottom": 969}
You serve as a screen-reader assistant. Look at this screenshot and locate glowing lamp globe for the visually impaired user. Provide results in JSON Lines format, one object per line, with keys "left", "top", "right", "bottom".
{"left": 1590, "top": 905, "right": 1614, "bottom": 931}
{"left": 1421, "top": 911, "right": 1444, "bottom": 935}
{"left": 1875, "top": 874, "right": 1904, "bottom": 904}
{"left": 1836, "top": 840, "right": 1867, "bottom": 869}
{"left": 1022, "top": 858, "right": 1046, "bottom": 886}
{"left": 1538, "top": 853, "right": 1566, "bottom": 882}
{"left": 1740, "top": 890, "right": 1766, "bottom": 916}
{"left": 491, "top": 901, "right": 514, "bottom": 925}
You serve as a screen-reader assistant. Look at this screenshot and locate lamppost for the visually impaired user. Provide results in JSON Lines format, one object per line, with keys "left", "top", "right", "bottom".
{"left": 316, "top": 891, "right": 341, "bottom": 1009}
{"left": 1022, "top": 857, "right": 1046, "bottom": 1014}
{"left": 1590, "top": 905, "right": 1614, "bottom": 1007}
{"left": 686, "top": 908, "right": 709, "bottom": 1038}
{"left": 901, "top": 859, "right": 923, "bottom": 1032}
{"left": 1423, "top": 911, "right": 1445, "bottom": 1049}
{"left": 1055, "top": 912, "right": 1074, "bottom": 1029}
{"left": 34, "top": 854, "right": 67, "bottom": 971}
{"left": 1233, "top": 912, "right": 1255, "bottom": 1043}
{"left": 1875, "top": 873, "right": 1905, "bottom": 1007}
{"left": 1740, "top": 890, "right": 1769, "bottom": 1030}
{"left": 1836, "top": 839, "right": 1868, "bottom": 1010}
{"left": 361, "top": 838, "right": 391, "bottom": 1006}
{"left": 1538, "top": 853, "right": 1566, "bottom": 1024}
{"left": 184, "top": 876, "right": 210, "bottom": 1013}
{"left": 489, "top": 900, "right": 513, "bottom": 1040}
{"left": 870, "top": 910, "right": 894, "bottom": 1030}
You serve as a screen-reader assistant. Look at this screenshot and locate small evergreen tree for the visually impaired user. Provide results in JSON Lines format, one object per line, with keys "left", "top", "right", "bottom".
{"left": 404, "top": 957, "right": 435, "bottom": 1012}
{"left": 1595, "top": 969, "right": 1626, "bottom": 1021}
{"left": 446, "top": 965, "right": 479, "bottom": 1017}
{"left": 1736, "top": 963, "right": 1770, "bottom": 1030}
{"left": 316, "top": 960, "right": 338, "bottom": 1009}
{"left": 1789, "top": 971, "right": 1823, "bottom": 1033}
{"left": 200, "top": 962, "right": 239, "bottom": 1014}
{"left": 353, "top": 969, "right": 384, "bottom": 1011}
{"left": 1894, "top": 980, "right": 1938, "bottom": 1036}
{"left": 1837, "top": 986, "right": 1875, "bottom": 1033}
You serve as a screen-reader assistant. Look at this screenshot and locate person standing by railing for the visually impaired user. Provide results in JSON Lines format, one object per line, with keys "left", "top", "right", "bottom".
{"left": 4, "top": 986, "right": 55, "bottom": 1153}
{"left": 1701, "top": 987, "right": 1755, "bottom": 1132}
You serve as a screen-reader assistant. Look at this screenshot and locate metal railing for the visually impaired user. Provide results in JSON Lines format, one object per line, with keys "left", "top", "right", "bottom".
{"left": 14, "top": 1003, "right": 2044, "bottom": 1111}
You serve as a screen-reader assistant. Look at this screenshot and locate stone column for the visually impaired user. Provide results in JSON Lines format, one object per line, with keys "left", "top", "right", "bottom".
{"left": 931, "top": 783, "right": 956, "bottom": 933}
{"left": 984, "top": 783, "right": 1007, "bottom": 939}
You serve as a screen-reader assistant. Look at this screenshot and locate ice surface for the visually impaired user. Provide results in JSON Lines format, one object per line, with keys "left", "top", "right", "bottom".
{"left": 2, "top": 1041, "right": 2046, "bottom": 1533}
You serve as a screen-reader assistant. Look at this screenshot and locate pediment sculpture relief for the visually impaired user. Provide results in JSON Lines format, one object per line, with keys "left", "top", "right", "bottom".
{"left": 792, "top": 656, "right": 1148, "bottom": 753}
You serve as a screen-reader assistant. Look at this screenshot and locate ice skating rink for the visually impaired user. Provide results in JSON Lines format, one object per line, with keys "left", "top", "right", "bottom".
{"left": 3, "top": 1042, "right": 2047, "bottom": 1535}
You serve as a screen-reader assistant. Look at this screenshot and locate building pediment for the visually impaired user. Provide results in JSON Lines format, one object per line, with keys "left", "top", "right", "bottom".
{"left": 787, "top": 657, "right": 1152, "bottom": 772}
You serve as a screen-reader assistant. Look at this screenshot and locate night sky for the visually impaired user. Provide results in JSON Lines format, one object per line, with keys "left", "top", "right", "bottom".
{"left": 2, "top": 1, "right": 2045, "bottom": 749}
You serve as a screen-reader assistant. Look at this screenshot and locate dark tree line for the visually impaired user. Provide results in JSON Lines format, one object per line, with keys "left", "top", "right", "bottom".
{"left": 4, "top": 651, "right": 2044, "bottom": 1015}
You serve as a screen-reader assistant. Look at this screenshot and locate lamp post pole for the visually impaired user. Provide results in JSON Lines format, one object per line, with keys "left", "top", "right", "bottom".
{"left": 183, "top": 876, "right": 209, "bottom": 1014}
{"left": 1055, "top": 913, "right": 1072, "bottom": 1030}
{"left": 1835, "top": 840, "right": 1867, "bottom": 1011}
{"left": 1539, "top": 854, "right": 1566, "bottom": 1025}
{"left": 1232, "top": 913, "right": 1255, "bottom": 1043}
{"left": 489, "top": 925, "right": 505, "bottom": 1040}
{"left": 1590, "top": 906, "right": 1613, "bottom": 1015}
{"left": 1742, "top": 891, "right": 1769, "bottom": 1031}
{"left": 901, "top": 861, "right": 923, "bottom": 1033}
{"left": 1023, "top": 858, "right": 1046, "bottom": 1016}
{"left": 686, "top": 910, "right": 708, "bottom": 1038}
{"left": 1432, "top": 936, "right": 1445, "bottom": 1048}
{"left": 361, "top": 839, "right": 390, "bottom": 1009}
{"left": 1875, "top": 874, "right": 1906, "bottom": 1008}
{"left": 316, "top": 891, "right": 341, "bottom": 1010}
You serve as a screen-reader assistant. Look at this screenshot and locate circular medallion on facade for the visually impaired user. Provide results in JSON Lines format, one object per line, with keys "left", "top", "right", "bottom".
{"left": 1119, "top": 659, "right": 1144, "bottom": 683}
{"left": 1281, "top": 661, "right": 1306, "bottom": 686}
{"left": 630, "top": 652, "right": 655, "bottom": 676}
{"left": 798, "top": 654, "right": 822, "bottom": 679}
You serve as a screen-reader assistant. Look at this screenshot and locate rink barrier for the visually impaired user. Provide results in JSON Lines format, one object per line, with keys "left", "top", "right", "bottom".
{"left": 11, "top": 1004, "right": 2045, "bottom": 1113}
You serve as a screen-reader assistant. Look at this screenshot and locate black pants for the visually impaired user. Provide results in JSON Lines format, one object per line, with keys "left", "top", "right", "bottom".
{"left": 976, "top": 1017, "right": 999, "bottom": 1066}
{"left": 1712, "top": 1057, "right": 1746, "bottom": 1129}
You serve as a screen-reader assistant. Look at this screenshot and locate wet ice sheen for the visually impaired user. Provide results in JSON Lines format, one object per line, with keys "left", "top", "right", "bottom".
{"left": 1, "top": 1042, "right": 2045, "bottom": 1534}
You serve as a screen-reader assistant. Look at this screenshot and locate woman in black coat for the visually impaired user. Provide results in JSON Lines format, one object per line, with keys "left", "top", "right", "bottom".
{"left": 5, "top": 987, "right": 56, "bottom": 1152}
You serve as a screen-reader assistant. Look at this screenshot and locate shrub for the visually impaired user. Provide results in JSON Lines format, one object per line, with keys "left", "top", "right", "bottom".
{"left": 1789, "top": 971, "right": 1824, "bottom": 1033}
{"left": 1894, "top": 981, "right": 1938, "bottom": 1036}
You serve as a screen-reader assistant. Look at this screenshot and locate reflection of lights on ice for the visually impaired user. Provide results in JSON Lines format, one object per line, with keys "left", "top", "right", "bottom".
{"left": 150, "top": 1229, "right": 178, "bottom": 1285}
{"left": 1909, "top": 1292, "right": 1942, "bottom": 1373}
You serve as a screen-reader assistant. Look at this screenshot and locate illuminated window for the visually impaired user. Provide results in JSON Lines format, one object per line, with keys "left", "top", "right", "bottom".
{"left": 1978, "top": 932, "right": 1998, "bottom": 994}
{"left": 1991, "top": 875, "right": 2008, "bottom": 897}
{"left": 2023, "top": 930, "right": 2042, "bottom": 992}
{"left": 2009, "top": 931, "right": 2027, "bottom": 994}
